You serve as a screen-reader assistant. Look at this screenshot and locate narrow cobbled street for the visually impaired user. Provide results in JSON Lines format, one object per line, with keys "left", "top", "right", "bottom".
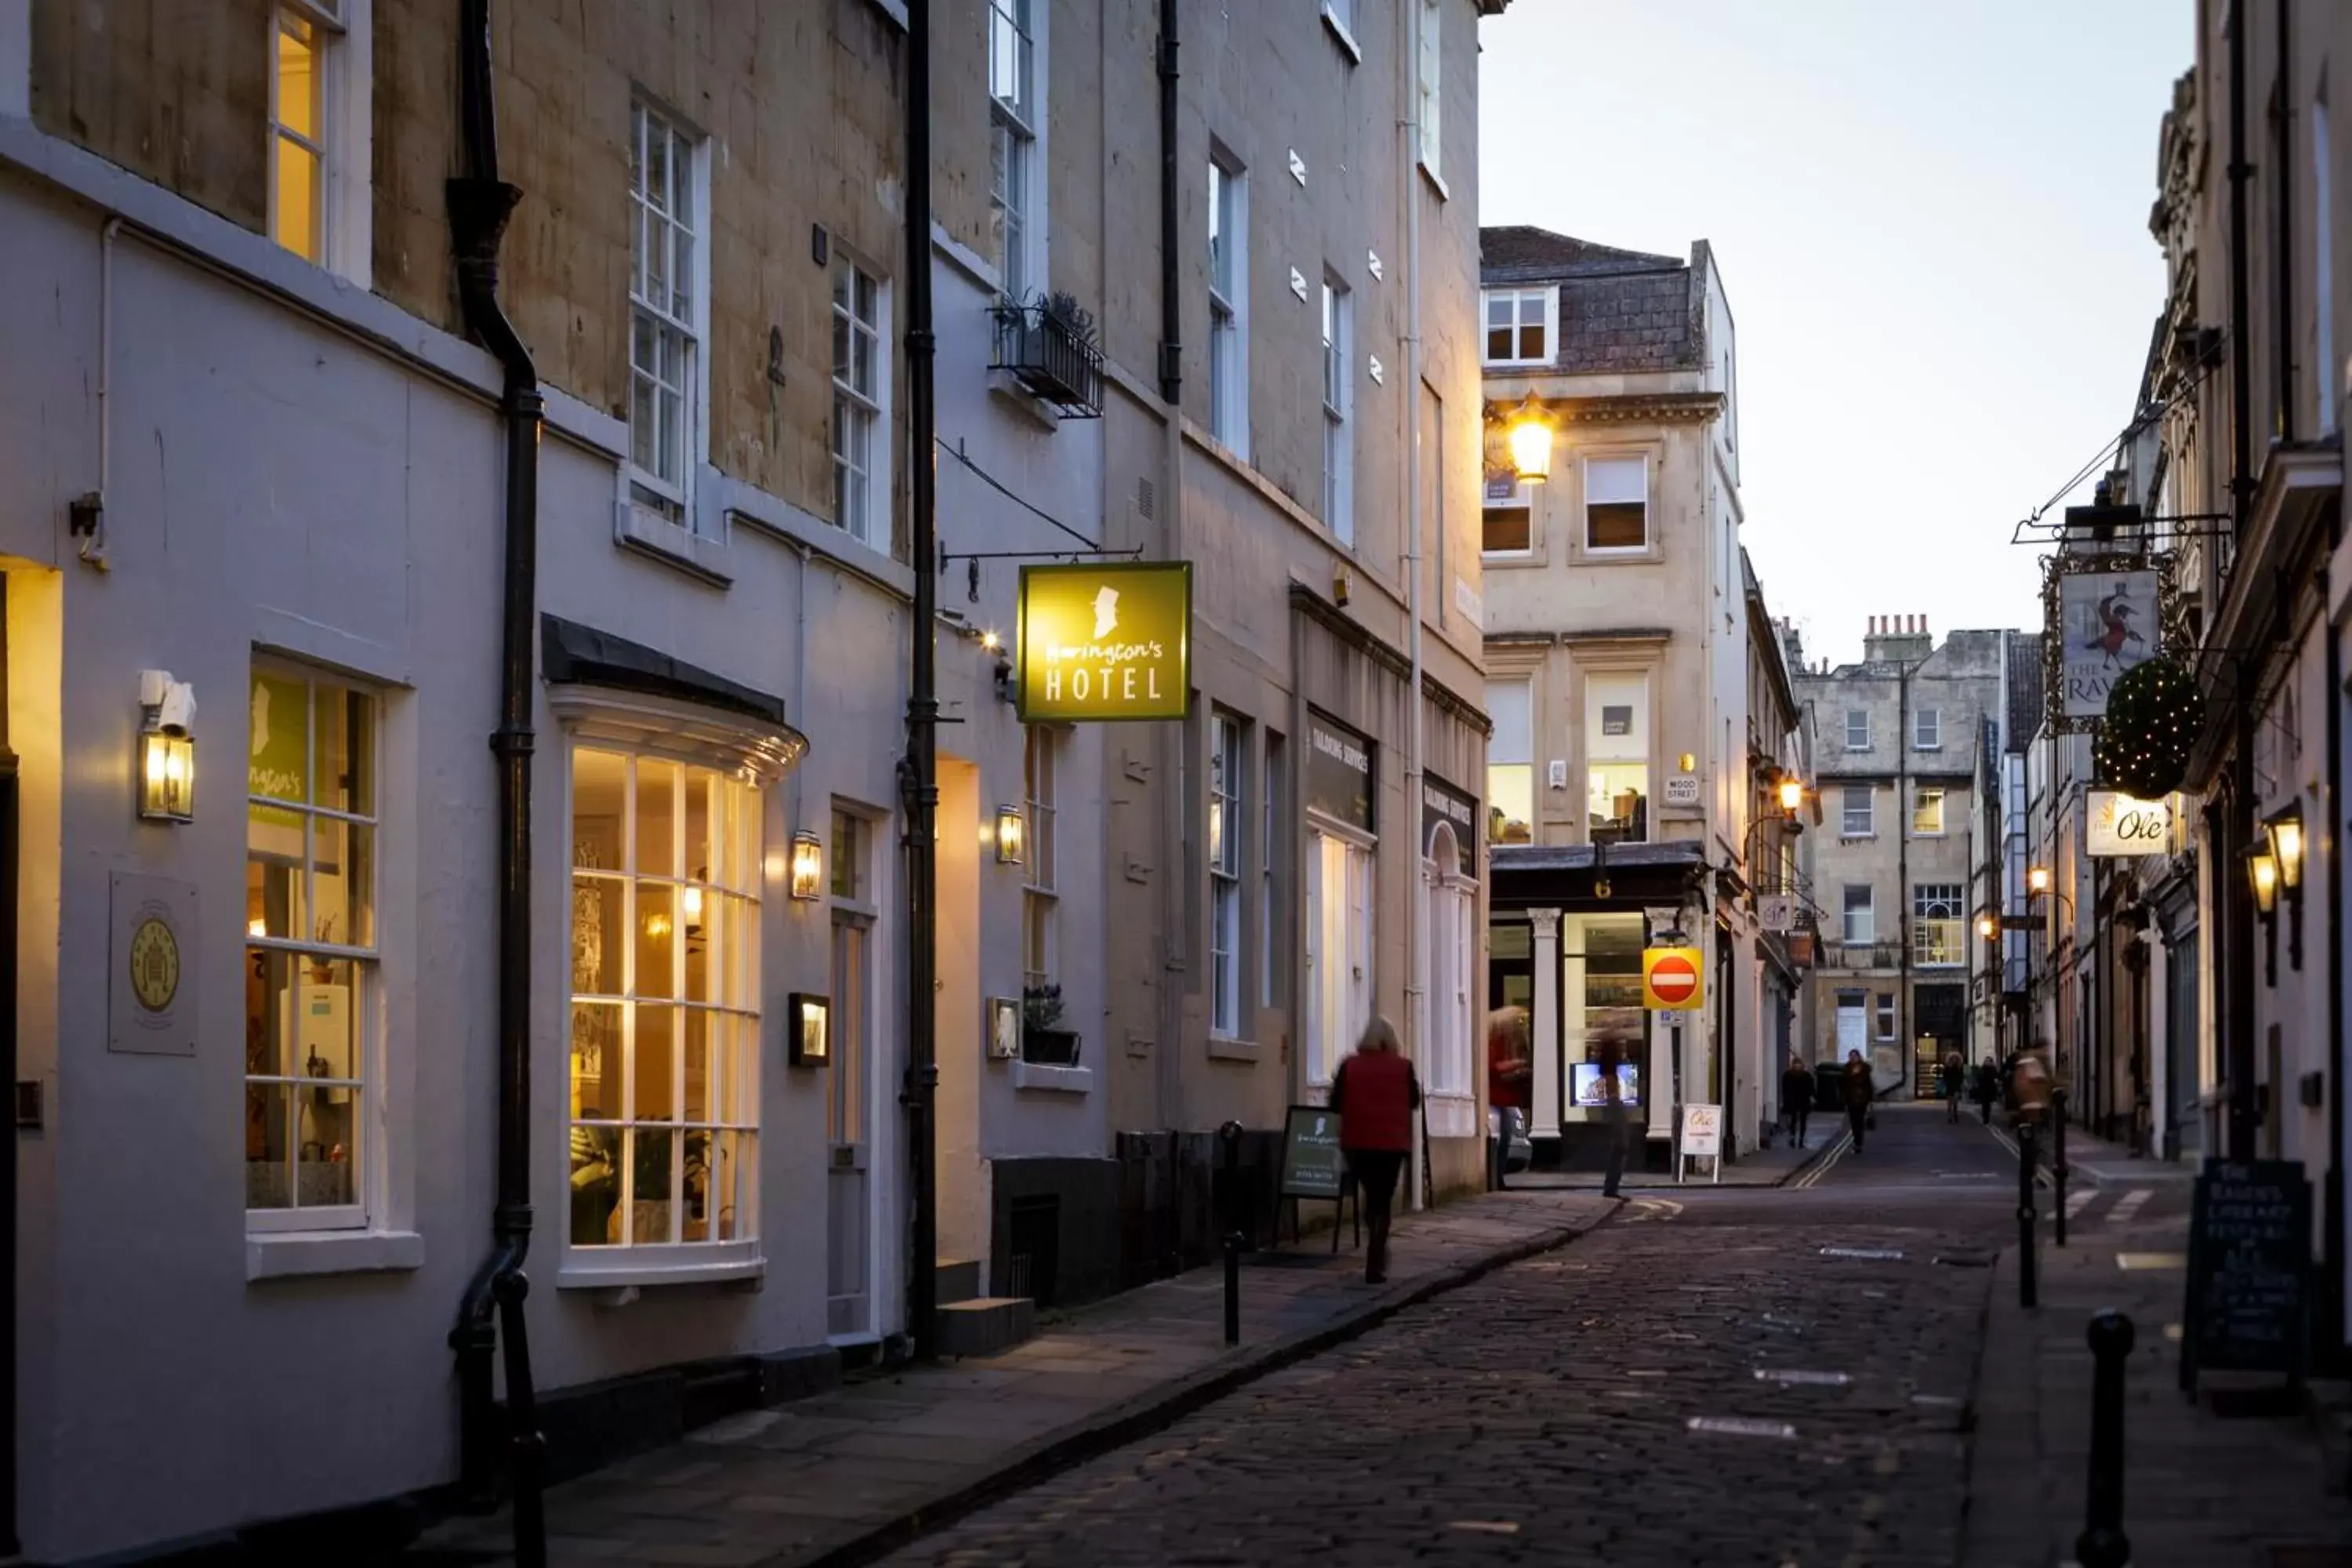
{"left": 887, "top": 1108, "right": 2018, "bottom": 1567}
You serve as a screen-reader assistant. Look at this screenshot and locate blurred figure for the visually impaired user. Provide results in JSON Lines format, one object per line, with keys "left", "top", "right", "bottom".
{"left": 1597, "top": 1031, "right": 1633, "bottom": 1197}
{"left": 1329, "top": 1016, "right": 1420, "bottom": 1284}
{"left": 1842, "top": 1049, "right": 1874, "bottom": 1154}
{"left": 1780, "top": 1052, "right": 1813, "bottom": 1149}
{"left": 1941, "top": 1051, "right": 1965, "bottom": 1123}
{"left": 1973, "top": 1055, "right": 2000, "bottom": 1125}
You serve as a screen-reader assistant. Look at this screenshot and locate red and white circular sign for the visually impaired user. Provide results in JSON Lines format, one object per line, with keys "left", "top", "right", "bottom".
{"left": 1649, "top": 953, "right": 1699, "bottom": 1005}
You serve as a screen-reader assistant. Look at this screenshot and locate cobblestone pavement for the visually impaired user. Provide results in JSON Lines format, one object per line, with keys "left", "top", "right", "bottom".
{"left": 880, "top": 1106, "right": 2019, "bottom": 1567}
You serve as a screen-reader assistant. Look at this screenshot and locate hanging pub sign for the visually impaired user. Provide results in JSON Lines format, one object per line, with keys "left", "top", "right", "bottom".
{"left": 1015, "top": 561, "right": 1192, "bottom": 723}
{"left": 1421, "top": 773, "right": 1477, "bottom": 877}
{"left": 1305, "top": 711, "right": 1375, "bottom": 833}
{"left": 2060, "top": 569, "right": 2160, "bottom": 720}
{"left": 2086, "top": 789, "right": 2173, "bottom": 857}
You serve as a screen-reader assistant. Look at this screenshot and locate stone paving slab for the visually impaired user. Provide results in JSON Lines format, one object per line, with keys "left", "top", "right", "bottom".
{"left": 1961, "top": 1207, "right": 2352, "bottom": 1567}
{"left": 410, "top": 1188, "right": 1618, "bottom": 1568}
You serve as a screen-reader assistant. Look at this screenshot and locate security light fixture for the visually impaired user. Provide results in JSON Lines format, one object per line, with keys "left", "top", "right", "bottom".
{"left": 789, "top": 830, "right": 825, "bottom": 901}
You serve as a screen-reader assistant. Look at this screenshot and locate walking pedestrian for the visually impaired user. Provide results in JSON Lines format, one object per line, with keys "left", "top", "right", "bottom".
{"left": 1328, "top": 1016, "right": 1419, "bottom": 1285}
{"left": 1598, "top": 1032, "right": 1632, "bottom": 1198}
{"left": 1973, "top": 1055, "right": 1999, "bottom": 1124}
{"left": 1780, "top": 1052, "right": 1813, "bottom": 1149}
{"left": 1842, "top": 1049, "right": 1874, "bottom": 1154}
{"left": 1941, "top": 1051, "right": 1965, "bottom": 1123}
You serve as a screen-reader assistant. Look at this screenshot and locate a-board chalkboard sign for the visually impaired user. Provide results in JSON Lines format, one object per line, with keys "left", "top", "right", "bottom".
{"left": 1279, "top": 1105, "right": 1347, "bottom": 1200}
{"left": 2181, "top": 1158, "right": 2310, "bottom": 1396}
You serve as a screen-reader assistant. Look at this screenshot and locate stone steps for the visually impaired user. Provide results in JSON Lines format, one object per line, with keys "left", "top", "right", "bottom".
{"left": 937, "top": 1295, "right": 1038, "bottom": 1359}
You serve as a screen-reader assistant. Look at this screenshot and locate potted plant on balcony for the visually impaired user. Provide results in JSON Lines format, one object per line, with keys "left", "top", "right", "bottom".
{"left": 1021, "top": 983, "right": 1081, "bottom": 1066}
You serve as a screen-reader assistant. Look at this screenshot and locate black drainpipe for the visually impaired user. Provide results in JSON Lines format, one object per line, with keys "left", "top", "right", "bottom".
{"left": 2324, "top": 506, "right": 2343, "bottom": 1363}
{"left": 1156, "top": 0, "right": 1181, "bottom": 403}
{"left": 2224, "top": 0, "right": 2259, "bottom": 1162}
{"left": 2274, "top": 0, "right": 2294, "bottom": 443}
{"left": 445, "top": 2, "right": 548, "bottom": 1559}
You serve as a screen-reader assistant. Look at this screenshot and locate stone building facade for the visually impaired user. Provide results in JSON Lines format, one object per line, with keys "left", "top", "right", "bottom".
{"left": 1796, "top": 620, "right": 2014, "bottom": 1097}
{"left": 1476, "top": 226, "right": 1794, "bottom": 1167}
{"left": 0, "top": 2, "right": 1510, "bottom": 1555}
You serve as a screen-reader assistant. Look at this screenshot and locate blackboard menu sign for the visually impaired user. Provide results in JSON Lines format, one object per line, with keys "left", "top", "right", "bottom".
{"left": 2182, "top": 1158, "right": 2310, "bottom": 1391}
{"left": 1279, "top": 1104, "right": 1347, "bottom": 1201}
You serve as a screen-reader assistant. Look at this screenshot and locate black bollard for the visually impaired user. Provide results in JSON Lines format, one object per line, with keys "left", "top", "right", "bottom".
{"left": 2017, "top": 1120, "right": 2039, "bottom": 1309}
{"left": 1222, "top": 1231, "right": 1242, "bottom": 1345}
{"left": 2053, "top": 1089, "right": 2071, "bottom": 1248}
{"left": 1218, "top": 1119, "right": 1245, "bottom": 1244}
{"left": 2075, "top": 1310, "right": 2136, "bottom": 1568}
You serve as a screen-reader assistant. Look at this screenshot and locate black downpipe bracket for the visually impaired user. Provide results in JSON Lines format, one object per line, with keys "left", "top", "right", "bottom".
{"left": 901, "top": 0, "right": 942, "bottom": 1364}
{"left": 1156, "top": 0, "right": 1181, "bottom": 403}
{"left": 446, "top": 2, "right": 548, "bottom": 1559}
{"left": 2225, "top": 0, "right": 2259, "bottom": 1162}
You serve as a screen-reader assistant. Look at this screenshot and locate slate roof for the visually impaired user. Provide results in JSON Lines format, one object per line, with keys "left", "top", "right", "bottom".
{"left": 1480, "top": 226, "right": 1684, "bottom": 284}
{"left": 2005, "top": 633, "right": 2045, "bottom": 749}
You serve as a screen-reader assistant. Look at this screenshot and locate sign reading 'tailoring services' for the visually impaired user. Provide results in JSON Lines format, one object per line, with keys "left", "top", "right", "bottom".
{"left": 1016, "top": 562, "right": 1192, "bottom": 724}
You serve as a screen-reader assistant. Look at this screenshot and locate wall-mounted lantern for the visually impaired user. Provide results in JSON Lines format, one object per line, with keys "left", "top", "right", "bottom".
{"left": 2027, "top": 865, "right": 2053, "bottom": 897}
{"left": 1776, "top": 775, "right": 1805, "bottom": 817}
{"left": 2245, "top": 838, "right": 2281, "bottom": 987}
{"left": 136, "top": 669, "right": 197, "bottom": 823}
{"left": 789, "top": 829, "right": 825, "bottom": 901}
{"left": 995, "top": 804, "right": 1027, "bottom": 866}
{"left": 1501, "top": 392, "right": 1553, "bottom": 484}
{"left": 2265, "top": 807, "right": 2304, "bottom": 971}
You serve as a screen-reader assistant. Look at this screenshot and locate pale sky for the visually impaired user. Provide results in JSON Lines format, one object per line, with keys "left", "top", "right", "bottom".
{"left": 1476, "top": 1, "right": 2192, "bottom": 669}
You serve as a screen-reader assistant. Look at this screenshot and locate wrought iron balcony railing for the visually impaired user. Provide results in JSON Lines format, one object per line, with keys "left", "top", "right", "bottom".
{"left": 989, "top": 303, "right": 1105, "bottom": 419}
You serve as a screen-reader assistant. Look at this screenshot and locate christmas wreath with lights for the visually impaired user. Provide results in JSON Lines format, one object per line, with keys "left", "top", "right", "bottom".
{"left": 2093, "top": 656, "right": 2204, "bottom": 799}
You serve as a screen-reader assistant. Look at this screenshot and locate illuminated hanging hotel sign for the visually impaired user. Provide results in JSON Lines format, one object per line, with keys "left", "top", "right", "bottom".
{"left": 1016, "top": 562, "right": 1192, "bottom": 723}
{"left": 2086, "top": 789, "right": 2172, "bottom": 857}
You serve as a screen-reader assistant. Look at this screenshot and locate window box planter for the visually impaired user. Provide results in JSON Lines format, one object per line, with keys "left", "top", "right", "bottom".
{"left": 989, "top": 299, "right": 1105, "bottom": 419}
{"left": 1021, "top": 1027, "right": 1082, "bottom": 1068}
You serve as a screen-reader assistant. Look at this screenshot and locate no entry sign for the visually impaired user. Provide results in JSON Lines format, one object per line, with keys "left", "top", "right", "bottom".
{"left": 1642, "top": 946, "right": 1704, "bottom": 1010}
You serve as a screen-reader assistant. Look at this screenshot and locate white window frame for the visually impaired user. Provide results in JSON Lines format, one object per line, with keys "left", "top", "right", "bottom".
{"left": 1024, "top": 726, "right": 1058, "bottom": 996}
{"left": 268, "top": 0, "right": 372, "bottom": 285}
{"left": 561, "top": 742, "right": 764, "bottom": 1273}
{"left": 1912, "top": 786, "right": 1946, "bottom": 837}
{"left": 1305, "top": 824, "right": 1374, "bottom": 1088}
{"left": 1209, "top": 713, "right": 1245, "bottom": 1037}
{"left": 1208, "top": 149, "right": 1250, "bottom": 457}
{"left": 1913, "top": 706, "right": 1941, "bottom": 750}
{"left": 1322, "top": 277, "right": 1354, "bottom": 545}
{"left": 1845, "top": 710, "right": 1871, "bottom": 751}
{"left": 1842, "top": 884, "right": 1875, "bottom": 946}
{"left": 987, "top": 0, "right": 1043, "bottom": 300}
{"left": 627, "top": 97, "right": 712, "bottom": 534}
{"left": 1841, "top": 784, "right": 1874, "bottom": 838}
{"left": 1913, "top": 884, "right": 1965, "bottom": 968}
{"left": 1261, "top": 731, "right": 1284, "bottom": 1008}
{"left": 1486, "top": 677, "right": 1534, "bottom": 845}
{"left": 830, "top": 254, "right": 892, "bottom": 550}
{"left": 1425, "top": 822, "right": 1474, "bottom": 1107}
{"left": 1480, "top": 288, "right": 1555, "bottom": 368}
{"left": 1416, "top": 0, "right": 1442, "bottom": 182}
{"left": 245, "top": 660, "right": 383, "bottom": 1235}
{"left": 1483, "top": 474, "right": 1535, "bottom": 558}
{"left": 1319, "top": 0, "right": 1361, "bottom": 58}
{"left": 1581, "top": 454, "right": 1650, "bottom": 554}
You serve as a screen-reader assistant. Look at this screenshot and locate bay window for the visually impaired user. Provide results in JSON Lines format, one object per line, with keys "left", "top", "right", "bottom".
{"left": 567, "top": 748, "right": 762, "bottom": 1251}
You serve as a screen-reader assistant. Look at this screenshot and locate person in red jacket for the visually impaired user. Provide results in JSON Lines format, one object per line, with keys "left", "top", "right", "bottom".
{"left": 1328, "top": 1016, "right": 1421, "bottom": 1284}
